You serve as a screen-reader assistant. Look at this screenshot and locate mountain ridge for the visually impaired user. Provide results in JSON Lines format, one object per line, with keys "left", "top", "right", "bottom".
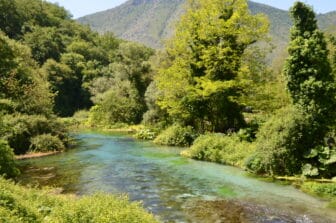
{"left": 77, "top": 0, "right": 336, "bottom": 50}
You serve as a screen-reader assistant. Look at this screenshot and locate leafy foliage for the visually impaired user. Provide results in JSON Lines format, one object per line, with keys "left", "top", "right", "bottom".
{"left": 1, "top": 114, "right": 68, "bottom": 155}
{"left": 134, "top": 127, "right": 160, "bottom": 141}
{"left": 303, "top": 146, "right": 336, "bottom": 178}
{"left": 0, "top": 140, "right": 19, "bottom": 178}
{"left": 142, "top": 81, "right": 169, "bottom": 126}
{"left": 0, "top": 33, "right": 53, "bottom": 115}
{"left": 284, "top": 2, "right": 336, "bottom": 132}
{"left": 87, "top": 42, "right": 154, "bottom": 126}
{"left": 301, "top": 182, "right": 336, "bottom": 198}
{"left": 29, "top": 134, "right": 65, "bottom": 153}
{"left": 154, "top": 124, "right": 197, "bottom": 147}
{"left": 88, "top": 80, "right": 145, "bottom": 126}
{"left": 183, "top": 133, "right": 255, "bottom": 167}
{"left": 246, "top": 2, "right": 336, "bottom": 178}
{"left": 156, "top": 0, "right": 268, "bottom": 132}
{"left": 0, "top": 178, "right": 157, "bottom": 223}
{"left": 23, "top": 26, "right": 65, "bottom": 65}
{"left": 246, "top": 106, "right": 310, "bottom": 175}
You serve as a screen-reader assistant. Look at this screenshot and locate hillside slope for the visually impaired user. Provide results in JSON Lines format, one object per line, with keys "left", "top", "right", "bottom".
{"left": 78, "top": 0, "right": 184, "bottom": 48}
{"left": 78, "top": 0, "right": 336, "bottom": 50}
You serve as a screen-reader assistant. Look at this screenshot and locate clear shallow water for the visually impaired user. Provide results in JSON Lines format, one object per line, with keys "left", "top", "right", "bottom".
{"left": 18, "top": 133, "right": 336, "bottom": 223}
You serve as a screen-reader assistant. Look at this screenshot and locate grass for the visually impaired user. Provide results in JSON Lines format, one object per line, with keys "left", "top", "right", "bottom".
{"left": 300, "top": 182, "right": 336, "bottom": 208}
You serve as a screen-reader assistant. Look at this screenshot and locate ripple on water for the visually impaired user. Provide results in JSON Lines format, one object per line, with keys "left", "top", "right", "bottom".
{"left": 17, "top": 133, "right": 336, "bottom": 223}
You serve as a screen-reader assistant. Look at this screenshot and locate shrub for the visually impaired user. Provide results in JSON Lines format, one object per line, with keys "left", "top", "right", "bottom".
{"left": 154, "top": 124, "right": 198, "bottom": 147}
{"left": 0, "top": 178, "right": 157, "bottom": 223}
{"left": 73, "top": 110, "right": 89, "bottom": 122}
{"left": 0, "top": 140, "right": 19, "bottom": 178}
{"left": 2, "top": 114, "right": 69, "bottom": 154}
{"left": 0, "top": 99, "right": 17, "bottom": 114}
{"left": 245, "top": 106, "right": 311, "bottom": 176}
{"left": 300, "top": 182, "right": 336, "bottom": 198}
{"left": 182, "top": 133, "right": 255, "bottom": 167}
{"left": 134, "top": 128, "right": 160, "bottom": 140}
{"left": 87, "top": 105, "right": 105, "bottom": 127}
{"left": 302, "top": 145, "right": 336, "bottom": 178}
{"left": 29, "top": 134, "right": 65, "bottom": 152}
{"left": 88, "top": 80, "right": 146, "bottom": 127}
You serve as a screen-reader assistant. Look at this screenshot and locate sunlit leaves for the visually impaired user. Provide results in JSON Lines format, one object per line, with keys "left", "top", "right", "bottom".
{"left": 157, "top": 0, "right": 268, "bottom": 132}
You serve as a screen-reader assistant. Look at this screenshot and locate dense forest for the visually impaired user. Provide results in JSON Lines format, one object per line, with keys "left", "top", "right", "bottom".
{"left": 0, "top": 0, "right": 157, "bottom": 221}
{"left": 0, "top": 0, "right": 336, "bottom": 222}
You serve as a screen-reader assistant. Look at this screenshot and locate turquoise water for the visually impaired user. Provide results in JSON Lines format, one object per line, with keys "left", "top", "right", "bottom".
{"left": 18, "top": 133, "right": 336, "bottom": 222}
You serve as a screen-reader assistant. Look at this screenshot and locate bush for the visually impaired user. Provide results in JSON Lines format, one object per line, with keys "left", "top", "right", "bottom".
{"left": 29, "top": 134, "right": 65, "bottom": 152}
{"left": 300, "top": 182, "right": 336, "bottom": 198}
{"left": 245, "top": 106, "right": 311, "bottom": 176}
{"left": 0, "top": 99, "right": 17, "bottom": 114}
{"left": 134, "top": 128, "right": 160, "bottom": 140}
{"left": 0, "top": 140, "right": 19, "bottom": 178}
{"left": 302, "top": 145, "right": 336, "bottom": 178}
{"left": 73, "top": 110, "right": 89, "bottom": 122}
{"left": 182, "top": 133, "right": 255, "bottom": 167}
{"left": 0, "top": 178, "right": 157, "bottom": 223}
{"left": 2, "top": 114, "right": 69, "bottom": 154}
{"left": 154, "top": 124, "right": 198, "bottom": 147}
{"left": 88, "top": 80, "right": 146, "bottom": 127}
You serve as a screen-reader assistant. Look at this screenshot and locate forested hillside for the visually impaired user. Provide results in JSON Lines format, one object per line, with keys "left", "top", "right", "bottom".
{"left": 0, "top": 0, "right": 154, "bottom": 156}
{"left": 78, "top": 0, "right": 336, "bottom": 51}
{"left": 78, "top": 0, "right": 184, "bottom": 48}
{"left": 0, "top": 0, "right": 158, "bottom": 221}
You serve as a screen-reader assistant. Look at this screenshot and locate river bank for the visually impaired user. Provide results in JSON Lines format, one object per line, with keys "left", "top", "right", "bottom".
{"left": 59, "top": 120, "right": 336, "bottom": 206}
{"left": 16, "top": 132, "right": 336, "bottom": 222}
{"left": 15, "top": 151, "right": 62, "bottom": 160}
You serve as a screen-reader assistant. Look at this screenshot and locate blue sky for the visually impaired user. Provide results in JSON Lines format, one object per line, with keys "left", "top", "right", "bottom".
{"left": 47, "top": 0, "right": 336, "bottom": 18}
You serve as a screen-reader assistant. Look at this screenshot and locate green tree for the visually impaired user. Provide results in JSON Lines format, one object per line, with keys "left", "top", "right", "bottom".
{"left": 88, "top": 80, "right": 144, "bottom": 125}
{"left": 24, "top": 26, "right": 65, "bottom": 65}
{"left": 42, "top": 59, "right": 91, "bottom": 117}
{"left": 0, "top": 140, "right": 19, "bottom": 178}
{"left": 284, "top": 2, "right": 336, "bottom": 141}
{"left": 0, "top": 33, "right": 53, "bottom": 115}
{"left": 113, "top": 42, "right": 154, "bottom": 97}
{"left": 0, "top": 0, "right": 23, "bottom": 38}
{"left": 156, "top": 0, "right": 268, "bottom": 132}
{"left": 66, "top": 40, "right": 108, "bottom": 65}
{"left": 247, "top": 2, "right": 336, "bottom": 177}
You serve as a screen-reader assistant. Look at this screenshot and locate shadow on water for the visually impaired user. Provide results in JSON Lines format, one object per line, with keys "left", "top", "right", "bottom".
{"left": 17, "top": 133, "right": 336, "bottom": 223}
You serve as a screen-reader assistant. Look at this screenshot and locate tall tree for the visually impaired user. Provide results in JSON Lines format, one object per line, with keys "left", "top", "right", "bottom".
{"left": 156, "top": 0, "right": 268, "bottom": 132}
{"left": 0, "top": 0, "right": 23, "bottom": 38}
{"left": 284, "top": 2, "right": 336, "bottom": 139}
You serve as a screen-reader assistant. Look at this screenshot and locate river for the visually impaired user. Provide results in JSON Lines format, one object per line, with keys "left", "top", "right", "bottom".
{"left": 18, "top": 133, "right": 336, "bottom": 223}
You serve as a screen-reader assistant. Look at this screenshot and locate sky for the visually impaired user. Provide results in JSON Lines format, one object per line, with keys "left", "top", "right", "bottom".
{"left": 47, "top": 0, "right": 336, "bottom": 18}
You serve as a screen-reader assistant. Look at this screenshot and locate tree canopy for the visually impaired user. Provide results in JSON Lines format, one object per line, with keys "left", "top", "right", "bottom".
{"left": 155, "top": 0, "right": 269, "bottom": 132}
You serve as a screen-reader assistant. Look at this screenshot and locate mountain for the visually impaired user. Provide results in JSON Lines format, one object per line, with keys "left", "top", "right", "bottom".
{"left": 78, "top": 0, "right": 336, "bottom": 50}
{"left": 78, "top": 0, "right": 183, "bottom": 48}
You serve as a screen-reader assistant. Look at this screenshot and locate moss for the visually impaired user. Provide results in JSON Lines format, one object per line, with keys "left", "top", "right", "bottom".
{"left": 217, "top": 186, "right": 237, "bottom": 197}
{"left": 170, "top": 158, "right": 189, "bottom": 166}
{"left": 142, "top": 152, "right": 173, "bottom": 159}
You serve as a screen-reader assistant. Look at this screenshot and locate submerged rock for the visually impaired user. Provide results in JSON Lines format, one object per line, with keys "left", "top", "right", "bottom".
{"left": 185, "top": 199, "right": 315, "bottom": 223}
